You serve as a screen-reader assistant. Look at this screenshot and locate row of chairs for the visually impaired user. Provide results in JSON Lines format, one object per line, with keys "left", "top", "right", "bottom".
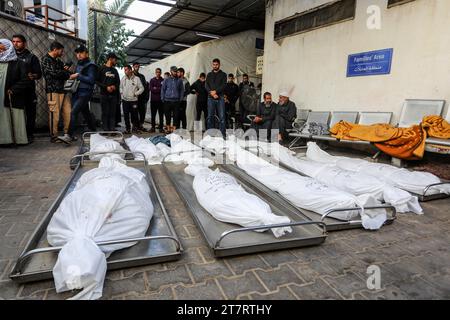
{"left": 289, "top": 99, "right": 450, "bottom": 154}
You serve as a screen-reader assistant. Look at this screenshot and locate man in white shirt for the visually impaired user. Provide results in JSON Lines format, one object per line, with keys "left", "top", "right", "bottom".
{"left": 120, "top": 65, "right": 144, "bottom": 134}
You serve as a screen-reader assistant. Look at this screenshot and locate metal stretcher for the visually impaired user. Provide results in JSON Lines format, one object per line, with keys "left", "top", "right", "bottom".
{"left": 10, "top": 151, "right": 182, "bottom": 283}
{"left": 411, "top": 182, "right": 450, "bottom": 202}
{"left": 230, "top": 146, "right": 397, "bottom": 232}
{"left": 162, "top": 152, "right": 327, "bottom": 257}
{"left": 70, "top": 131, "right": 131, "bottom": 169}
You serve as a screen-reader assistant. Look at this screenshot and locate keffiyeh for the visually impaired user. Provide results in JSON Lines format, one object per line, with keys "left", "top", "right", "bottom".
{"left": 0, "top": 39, "right": 18, "bottom": 62}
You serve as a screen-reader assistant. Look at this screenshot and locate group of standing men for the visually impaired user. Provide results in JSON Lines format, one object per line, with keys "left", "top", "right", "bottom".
{"left": 1, "top": 36, "right": 297, "bottom": 145}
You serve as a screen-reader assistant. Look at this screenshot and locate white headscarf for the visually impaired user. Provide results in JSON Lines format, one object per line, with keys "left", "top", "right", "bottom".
{"left": 0, "top": 39, "right": 18, "bottom": 63}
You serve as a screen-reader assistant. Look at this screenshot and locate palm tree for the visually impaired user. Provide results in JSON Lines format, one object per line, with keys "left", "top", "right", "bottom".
{"left": 88, "top": 0, "right": 135, "bottom": 64}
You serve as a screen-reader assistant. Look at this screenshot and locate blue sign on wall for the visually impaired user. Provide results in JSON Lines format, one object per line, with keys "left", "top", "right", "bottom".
{"left": 347, "top": 48, "right": 394, "bottom": 77}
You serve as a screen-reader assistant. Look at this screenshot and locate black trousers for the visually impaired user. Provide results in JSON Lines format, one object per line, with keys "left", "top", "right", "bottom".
{"left": 101, "top": 95, "right": 117, "bottom": 131}
{"left": 138, "top": 100, "right": 148, "bottom": 127}
{"left": 151, "top": 100, "right": 164, "bottom": 130}
{"left": 178, "top": 100, "right": 187, "bottom": 129}
{"left": 122, "top": 100, "right": 140, "bottom": 131}
{"left": 24, "top": 90, "right": 37, "bottom": 138}
{"left": 225, "top": 102, "right": 236, "bottom": 129}
{"left": 164, "top": 101, "right": 180, "bottom": 127}
{"left": 195, "top": 100, "right": 208, "bottom": 121}
{"left": 115, "top": 98, "right": 122, "bottom": 125}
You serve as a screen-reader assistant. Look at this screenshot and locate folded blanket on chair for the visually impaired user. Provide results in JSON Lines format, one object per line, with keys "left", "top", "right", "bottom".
{"left": 330, "top": 121, "right": 426, "bottom": 160}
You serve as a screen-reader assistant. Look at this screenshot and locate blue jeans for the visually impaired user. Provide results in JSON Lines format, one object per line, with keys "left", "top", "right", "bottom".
{"left": 207, "top": 96, "right": 226, "bottom": 136}
{"left": 68, "top": 93, "right": 95, "bottom": 136}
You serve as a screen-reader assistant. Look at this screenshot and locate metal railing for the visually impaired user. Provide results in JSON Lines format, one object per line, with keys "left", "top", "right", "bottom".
{"left": 23, "top": 5, "right": 78, "bottom": 37}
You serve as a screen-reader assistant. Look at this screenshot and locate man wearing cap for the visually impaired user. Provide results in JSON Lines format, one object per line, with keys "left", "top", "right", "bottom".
{"left": 274, "top": 90, "right": 297, "bottom": 143}
{"left": 161, "top": 66, "right": 184, "bottom": 133}
{"left": 58, "top": 44, "right": 97, "bottom": 143}
{"left": 97, "top": 52, "right": 120, "bottom": 131}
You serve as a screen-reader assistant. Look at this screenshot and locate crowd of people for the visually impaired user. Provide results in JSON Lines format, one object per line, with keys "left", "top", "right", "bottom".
{"left": 0, "top": 37, "right": 298, "bottom": 146}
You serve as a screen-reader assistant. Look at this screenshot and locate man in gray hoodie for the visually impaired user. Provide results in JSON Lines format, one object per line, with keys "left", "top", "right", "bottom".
{"left": 161, "top": 66, "right": 184, "bottom": 132}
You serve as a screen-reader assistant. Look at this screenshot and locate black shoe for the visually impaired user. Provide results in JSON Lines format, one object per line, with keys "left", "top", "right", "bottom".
{"left": 124, "top": 129, "right": 131, "bottom": 135}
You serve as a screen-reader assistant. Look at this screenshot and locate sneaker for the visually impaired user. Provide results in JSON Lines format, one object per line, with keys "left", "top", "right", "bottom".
{"left": 50, "top": 136, "right": 58, "bottom": 143}
{"left": 57, "top": 134, "right": 73, "bottom": 145}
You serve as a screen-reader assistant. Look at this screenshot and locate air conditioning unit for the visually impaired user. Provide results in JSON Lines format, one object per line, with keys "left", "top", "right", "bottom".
{"left": 1, "top": 0, "right": 23, "bottom": 17}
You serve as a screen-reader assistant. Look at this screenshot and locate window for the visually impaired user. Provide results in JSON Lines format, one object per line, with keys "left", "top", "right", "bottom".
{"left": 274, "top": 0, "right": 356, "bottom": 40}
{"left": 387, "top": 0, "right": 416, "bottom": 8}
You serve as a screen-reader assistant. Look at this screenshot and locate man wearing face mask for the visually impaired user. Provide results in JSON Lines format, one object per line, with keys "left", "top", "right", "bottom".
{"left": 253, "top": 92, "right": 277, "bottom": 141}
{"left": 274, "top": 90, "right": 297, "bottom": 144}
{"left": 12, "top": 34, "right": 42, "bottom": 143}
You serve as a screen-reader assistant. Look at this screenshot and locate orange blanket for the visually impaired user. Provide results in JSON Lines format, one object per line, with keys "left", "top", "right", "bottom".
{"left": 330, "top": 122, "right": 426, "bottom": 160}
{"left": 422, "top": 115, "right": 450, "bottom": 139}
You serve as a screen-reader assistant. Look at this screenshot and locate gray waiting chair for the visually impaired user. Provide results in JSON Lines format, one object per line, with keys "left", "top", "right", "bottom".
{"left": 311, "top": 111, "right": 358, "bottom": 142}
{"left": 289, "top": 111, "right": 330, "bottom": 149}
{"left": 398, "top": 99, "right": 445, "bottom": 128}
{"left": 397, "top": 99, "right": 448, "bottom": 154}
{"left": 358, "top": 112, "right": 393, "bottom": 125}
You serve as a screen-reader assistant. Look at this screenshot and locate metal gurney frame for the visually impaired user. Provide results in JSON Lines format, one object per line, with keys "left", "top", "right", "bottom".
{"left": 413, "top": 181, "right": 450, "bottom": 202}
{"left": 10, "top": 150, "right": 183, "bottom": 283}
{"left": 70, "top": 131, "right": 130, "bottom": 169}
{"left": 161, "top": 150, "right": 327, "bottom": 258}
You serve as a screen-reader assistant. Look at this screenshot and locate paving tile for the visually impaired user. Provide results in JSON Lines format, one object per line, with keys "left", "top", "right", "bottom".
{"left": 173, "top": 280, "right": 226, "bottom": 300}
{"left": 255, "top": 265, "right": 304, "bottom": 291}
{"left": 146, "top": 265, "right": 193, "bottom": 291}
{"left": 289, "top": 279, "right": 343, "bottom": 300}
{"left": 217, "top": 272, "right": 267, "bottom": 299}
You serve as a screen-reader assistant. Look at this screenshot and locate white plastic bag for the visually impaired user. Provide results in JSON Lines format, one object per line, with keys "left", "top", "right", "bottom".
{"left": 125, "top": 135, "right": 161, "bottom": 163}
{"left": 225, "top": 143, "right": 386, "bottom": 225}
{"left": 186, "top": 166, "right": 292, "bottom": 238}
{"left": 306, "top": 142, "right": 450, "bottom": 196}
{"left": 89, "top": 134, "right": 125, "bottom": 161}
{"left": 47, "top": 157, "right": 153, "bottom": 300}
{"left": 281, "top": 157, "right": 423, "bottom": 214}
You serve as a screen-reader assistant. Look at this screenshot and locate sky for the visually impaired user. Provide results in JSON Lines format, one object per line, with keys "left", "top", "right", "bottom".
{"left": 106, "top": 0, "right": 175, "bottom": 45}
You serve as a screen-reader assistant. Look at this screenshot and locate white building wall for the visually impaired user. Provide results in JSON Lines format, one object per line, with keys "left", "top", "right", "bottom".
{"left": 263, "top": 0, "right": 450, "bottom": 124}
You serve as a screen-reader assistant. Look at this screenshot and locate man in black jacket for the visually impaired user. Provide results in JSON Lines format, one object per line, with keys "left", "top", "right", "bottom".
{"left": 97, "top": 52, "right": 120, "bottom": 131}
{"left": 177, "top": 67, "right": 190, "bottom": 130}
{"left": 205, "top": 58, "right": 227, "bottom": 136}
{"left": 12, "top": 34, "right": 42, "bottom": 142}
{"left": 253, "top": 92, "right": 277, "bottom": 141}
{"left": 190, "top": 73, "right": 208, "bottom": 123}
{"left": 133, "top": 62, "right": 150, "bottom": 131}
{"left": 238, "top": 73, "right": 256, "bottom": 127}
{"left": 223, "top": 73, "right": 239, "bottom": 129}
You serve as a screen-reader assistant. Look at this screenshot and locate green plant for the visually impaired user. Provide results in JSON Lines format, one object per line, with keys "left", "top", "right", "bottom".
{"left": 88, "top": 0, "right": 135, "bottom": 66}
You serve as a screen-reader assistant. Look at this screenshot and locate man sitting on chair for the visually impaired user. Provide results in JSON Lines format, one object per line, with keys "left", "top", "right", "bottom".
{"left": 274, "top": 90, "right": 297, "bottom": 144}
